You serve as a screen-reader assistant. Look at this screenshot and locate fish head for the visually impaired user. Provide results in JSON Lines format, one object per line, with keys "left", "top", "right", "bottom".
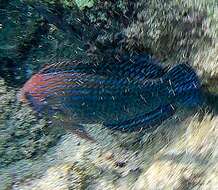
{"left": 17, "top": 72, "right": 57, "bottom": 115}
{"left": 17, "top": 71, "right": 72, "bottom": 115}
{"left": 17, "top": 73, "right": 46, "bottom": 104}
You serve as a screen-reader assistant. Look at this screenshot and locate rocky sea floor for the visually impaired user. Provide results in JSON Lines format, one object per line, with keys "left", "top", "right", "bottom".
{"left": 1, "top": 0, "right": 218, "bottom": 189}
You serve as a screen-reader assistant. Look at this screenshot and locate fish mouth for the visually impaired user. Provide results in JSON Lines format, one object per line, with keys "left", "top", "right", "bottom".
{"left": 16, "top": 88, "right": 26, "bottom": 103}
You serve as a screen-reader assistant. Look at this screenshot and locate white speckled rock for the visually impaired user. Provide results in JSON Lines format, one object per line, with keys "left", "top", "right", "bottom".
{"left": 133, "top": 115, "right": 218, "bottom": 190}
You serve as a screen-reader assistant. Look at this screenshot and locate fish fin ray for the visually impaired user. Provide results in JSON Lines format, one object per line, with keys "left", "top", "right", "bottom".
{"left": 163, "top": 63, "right": 200, "bottom": 96}
{"left": 38, "top": 60, "right": 85, "bottom": 74}
{"left": 62, "top": 121, "right": 95, "bottom": 142}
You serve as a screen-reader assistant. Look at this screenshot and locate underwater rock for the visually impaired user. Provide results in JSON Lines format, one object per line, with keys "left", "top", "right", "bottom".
{"left": 133, "top": 114, "right": 218, "bottom": 190}
{"left": 194, "top": 40, "right": 218, "bottom": 94}
{"left": 0, "top": 77, "right": 63, "bottom": 167}
{"left": 125, "top": 0, "right": 206, "bottom": 58}
{"left": 124, "top": 2, "right": 204, "bottom": 57}
{"left": 7, "top": 110, "right": 218, "bottom": 189}
{"left": 0, "top": 0, "right": 88, "bottom": 86}
{"left": 16, "top": 163, "right": 86, "bottom": 190}
{"left": 11, "top": 109, "right": 196, "bottom": 190}
{"left": 0, "top": 1, "right": 50, "bottom": 85}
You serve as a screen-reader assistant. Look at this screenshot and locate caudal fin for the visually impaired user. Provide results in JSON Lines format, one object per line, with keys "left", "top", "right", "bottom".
{"left": 163, "top": 63, "right": 201, "bottom": 97}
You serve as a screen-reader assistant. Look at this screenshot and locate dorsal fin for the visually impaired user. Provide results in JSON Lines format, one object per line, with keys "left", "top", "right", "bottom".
{"left": 37, "top": 54, "right": 166, "bottom": 81}
{"left": 38, "top": 60, "right": 85, "bottom": 74}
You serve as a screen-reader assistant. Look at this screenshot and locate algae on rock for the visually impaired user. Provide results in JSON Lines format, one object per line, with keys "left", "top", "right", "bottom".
{"left": 0, "top": 77, "right": 63, "bottom": 167}
{"left": 75, "top": 0, "right": 95, "bottom": 10}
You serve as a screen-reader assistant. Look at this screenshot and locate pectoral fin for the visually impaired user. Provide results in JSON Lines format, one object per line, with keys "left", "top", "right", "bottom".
{"left": 51, "top": 116, "right": 95, "bottom": 142}
{"left": 63, "top": 123, "right": 96, "bottom": 143}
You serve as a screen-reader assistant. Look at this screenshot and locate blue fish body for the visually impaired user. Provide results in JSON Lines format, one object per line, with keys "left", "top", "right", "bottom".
{"left": 19, "top": 54, "right": 202, "bottom": 138}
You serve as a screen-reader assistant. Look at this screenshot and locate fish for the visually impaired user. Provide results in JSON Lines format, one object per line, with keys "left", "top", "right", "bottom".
{"left": 18, "top": 54, "right": 202, "bottom": 141}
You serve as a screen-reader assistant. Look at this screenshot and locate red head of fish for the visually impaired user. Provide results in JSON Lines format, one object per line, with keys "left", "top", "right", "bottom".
{"left": 18, "top": 73, "right": 47, "bottom": 104}
{"left": 17, "top": 72, "right": 67, "bottom": 104}
{"left": 17, "top": 68, "right": 80, "bottom": 108}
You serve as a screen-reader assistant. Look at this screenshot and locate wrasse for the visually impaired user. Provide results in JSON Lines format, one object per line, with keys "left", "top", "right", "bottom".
{"left": 18, "top": 54, "right": 202, "bottom": 141}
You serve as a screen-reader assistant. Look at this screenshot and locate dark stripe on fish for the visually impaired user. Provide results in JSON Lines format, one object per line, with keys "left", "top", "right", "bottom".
{"left": 104, "top": 104, "right": 176, "bottom": 132}
{"left": 175, "top": 90, "right": 203, "bottom": 107}
{"left": 34, "top": 73, "right": 143, "bottom": 99}
{"left": 141, "top": 63, "right": 201, "bottom": 97}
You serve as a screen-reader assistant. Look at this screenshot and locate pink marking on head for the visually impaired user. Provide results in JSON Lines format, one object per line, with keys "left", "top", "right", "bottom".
{"left": 18, "top": 60, "right": 85, "bottom": 104}
{"left": 17, "top": 73, "right": 47, "bottom": 103}
{"left": 17, "top": 72, "right": 73, "bottom": 105}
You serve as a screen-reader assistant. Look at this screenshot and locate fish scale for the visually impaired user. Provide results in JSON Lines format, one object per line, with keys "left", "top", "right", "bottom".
{"left": 104, "top": 104, "right": 176, "bottom": 132}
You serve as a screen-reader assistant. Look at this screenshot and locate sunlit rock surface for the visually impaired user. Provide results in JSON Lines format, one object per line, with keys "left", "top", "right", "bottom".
{"left": 133, "top": 115, "right": 218, "bottom": 190}
{"left": 12, "top": 114, "right": 218, "bottom": 190}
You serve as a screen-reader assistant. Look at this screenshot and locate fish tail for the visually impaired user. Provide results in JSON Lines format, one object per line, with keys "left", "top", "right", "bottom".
{"left": 163, "top": 63, "right": 200, "bottom": 97}
{"left": 104, "top": 104, "right": 176, "bottom": 132}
